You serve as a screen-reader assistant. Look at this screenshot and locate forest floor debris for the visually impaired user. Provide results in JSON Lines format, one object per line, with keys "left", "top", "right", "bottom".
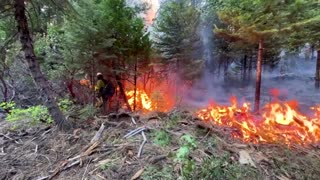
{"left": 1, "top": 110, "right": 320, "bottom": 180}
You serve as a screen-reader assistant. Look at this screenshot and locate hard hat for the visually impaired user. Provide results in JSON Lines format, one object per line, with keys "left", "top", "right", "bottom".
{"left": 96, "top": 72, "right": 102, "bottom": 76}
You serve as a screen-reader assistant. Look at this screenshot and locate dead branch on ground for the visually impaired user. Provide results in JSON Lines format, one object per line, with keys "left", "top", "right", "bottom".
{"left": 36, "top": 123, "right": 107, "bottom": 180}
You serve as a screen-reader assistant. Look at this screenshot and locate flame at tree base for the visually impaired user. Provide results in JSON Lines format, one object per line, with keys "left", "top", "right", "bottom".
{"left": 196, "top": 97, "right": 320, "bottom": 145}
{"left": 125, "top": 89, "right": 173, "bottom": 112}
{"left": 126, "top": 90, "right": 153, "bottom": 111}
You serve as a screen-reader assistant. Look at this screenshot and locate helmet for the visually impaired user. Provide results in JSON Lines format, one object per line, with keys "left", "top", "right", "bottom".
{"left": 96, "top": 72, "right": 103, "bottom": 76}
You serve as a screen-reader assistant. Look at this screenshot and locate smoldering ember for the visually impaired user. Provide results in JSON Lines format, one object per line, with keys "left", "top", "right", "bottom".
{"left": 1, "top": 0, "right": 320, "bottom": 180}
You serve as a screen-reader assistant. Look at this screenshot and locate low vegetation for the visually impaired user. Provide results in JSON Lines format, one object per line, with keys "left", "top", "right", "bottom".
{"left": 1, "top": 110, "right": 320, "bottom": 179}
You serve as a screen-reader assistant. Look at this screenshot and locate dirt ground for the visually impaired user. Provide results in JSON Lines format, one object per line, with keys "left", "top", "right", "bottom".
{"left": 1, "top": 110, "right": 320, "bottom": 180}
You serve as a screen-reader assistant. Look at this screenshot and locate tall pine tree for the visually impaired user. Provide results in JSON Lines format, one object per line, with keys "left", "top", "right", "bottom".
{"left": 152, "top": 0, "right": 201, "bottom": 78}
{"left": 216, "top": 0, "right": 320, "bottom": 111}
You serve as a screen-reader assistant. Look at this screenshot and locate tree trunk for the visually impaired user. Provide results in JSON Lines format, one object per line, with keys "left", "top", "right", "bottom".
{"left": 311, "top": 44, "right": 315, "bottom": 59}
{"left": 115, "top": 75, "right": 132, "bottom": 111}
{"left": 90, "top": 53, "right": 96, "bottom": 105}
{"left": 242, "top": 55, "right": 247, "bottom": 81}
{"left": 0, "top": 75, "right": 8, "bottom": 103}
{"left": 248, "top": 55, "right": 252, "bottom": 81}
{"left": 14, "top": 0, "right": 70, "bottom": 130}
{"left": 254, "top": 39, "right": 263, "bottom": 112}
{"left": 217, "top": 57, "right": 222, "bottom": 78}
{"left": 0, "top": 50, "right": 8, "bottom": 103}
{"left": 67, "top": 79, "right": 75, "bottom": 98}
{"left": 142, "top": 71, "right": 151, "bottom": 92}
{"left": 223, "top": 57, "right": 229, "bottom": 82}
{"left": 176, "top": 58, "right": 180, "bottom": 98}
{"left": 315, "top": 49, "right": 320, "bottom": 88}
{"left": 133, "top": 59, "right": 137, "bottom": 111}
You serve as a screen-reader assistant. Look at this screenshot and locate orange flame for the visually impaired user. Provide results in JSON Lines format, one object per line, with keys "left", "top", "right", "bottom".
{"left": 79, "top": 79, "right": 92, "bottom": 89}
{"left": 126, "top": 90, "right": 153, "bottom": 111}
{"left": 125, "top": 87, "right": 174, "bottom": 112}
{"left": 197, "top": 96, "right": 320, "bottom": 145}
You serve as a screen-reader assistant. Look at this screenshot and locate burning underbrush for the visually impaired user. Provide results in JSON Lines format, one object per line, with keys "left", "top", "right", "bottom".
{"left": 123, "top": 78, "right": 178, "bottom": 112}
{"left": 125, "top": 89, "right": 174, "bottom": 112}
{"left": 196, "top": 95, "right": 320, "bottom": 146}
{"left": 124, "top": 82, "right": 320, "bottom": 146}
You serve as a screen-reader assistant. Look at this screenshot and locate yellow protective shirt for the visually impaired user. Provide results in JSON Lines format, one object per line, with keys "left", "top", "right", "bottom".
{"left": 95, "top": 79, "right": 105, "bottom": 92}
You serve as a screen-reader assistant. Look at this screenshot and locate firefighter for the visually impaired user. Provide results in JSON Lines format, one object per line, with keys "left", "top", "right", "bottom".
{"left": 95, "top": 72, "right": 115, "bottom": 113}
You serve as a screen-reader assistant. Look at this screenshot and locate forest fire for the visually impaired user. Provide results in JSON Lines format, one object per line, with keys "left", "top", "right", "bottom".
{"left": 125, "top": 87, "right": 173, "bottom": 112}
{"left": 197, "top": 96, "right": 320, "bottom": 145}
{"left": 125, "top": 89, "right": 153, "bottom": 111}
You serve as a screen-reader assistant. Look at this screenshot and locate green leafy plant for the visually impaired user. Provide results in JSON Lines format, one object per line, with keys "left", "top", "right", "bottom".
{"left": 152, "top": 130, "right": 171, "bottom": 146}
{"left": 176, "top": 135, "right": 197, "bottom": 162}
{"left": 6, "top": 105, "right": 53, "bottom": 124}
{"left": 1, "top": 102, "right": 53, "bottom": 124}
{"left": 196, "top": 154, "right": 260, "bottom": 179}
{"left": 2, "top": 99, "right": 74, "bottom": 126}
{"left": 0, "top": 101, "right": 16, "bottom": 112}
{"left": 175, "top": 134, "right": 197, "bottom": 178}
{"left": 58, "top": 98, "right": 73, "bottom": 113}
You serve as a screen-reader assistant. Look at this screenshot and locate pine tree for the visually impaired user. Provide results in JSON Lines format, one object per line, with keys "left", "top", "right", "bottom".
{"left": 152, "top": 0, "right": 201, "bottom": 76}
{"left": 215, "top": 0, "right": 320, "bottom": 111}
{"left": 11, "top": 0, "right": 71, "bottom": 130}
{"left": 284, "top": 0, "right": 320, "bottom": 87}
{"left": 62, "top": 0, "right": 151, "bottom": 110}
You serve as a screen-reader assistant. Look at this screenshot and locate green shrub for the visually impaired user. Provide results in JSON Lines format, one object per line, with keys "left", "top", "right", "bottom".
{"left": 6, "top": 105, "right": 53, "bottom": 124}
{"left": 196, "top": 154, "right": 260, "bottom": 179}
{"left": 2, "top": 99, "right": 96, "bottom": 125}
{"left": 176, "top": 135, "right": 197, "bottom": 162}
{"left": 152, "top": 130, "right": 171, "bottom": 146}
{"left": 0, "top": 101, "right": 16, "bottom": 111}
{"left": 58, "top": 98, "right": 74, "bottom": 113}
{"left": 2, "top": 99, "right": 75, "bottom": 125}
{"left": 175, "top": 134, "right": 197, "bottom": 179}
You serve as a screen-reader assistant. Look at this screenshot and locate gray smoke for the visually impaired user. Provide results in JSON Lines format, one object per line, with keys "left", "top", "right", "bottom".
{"left": 185, "top": 47, "right": 319, "bottom": 115}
